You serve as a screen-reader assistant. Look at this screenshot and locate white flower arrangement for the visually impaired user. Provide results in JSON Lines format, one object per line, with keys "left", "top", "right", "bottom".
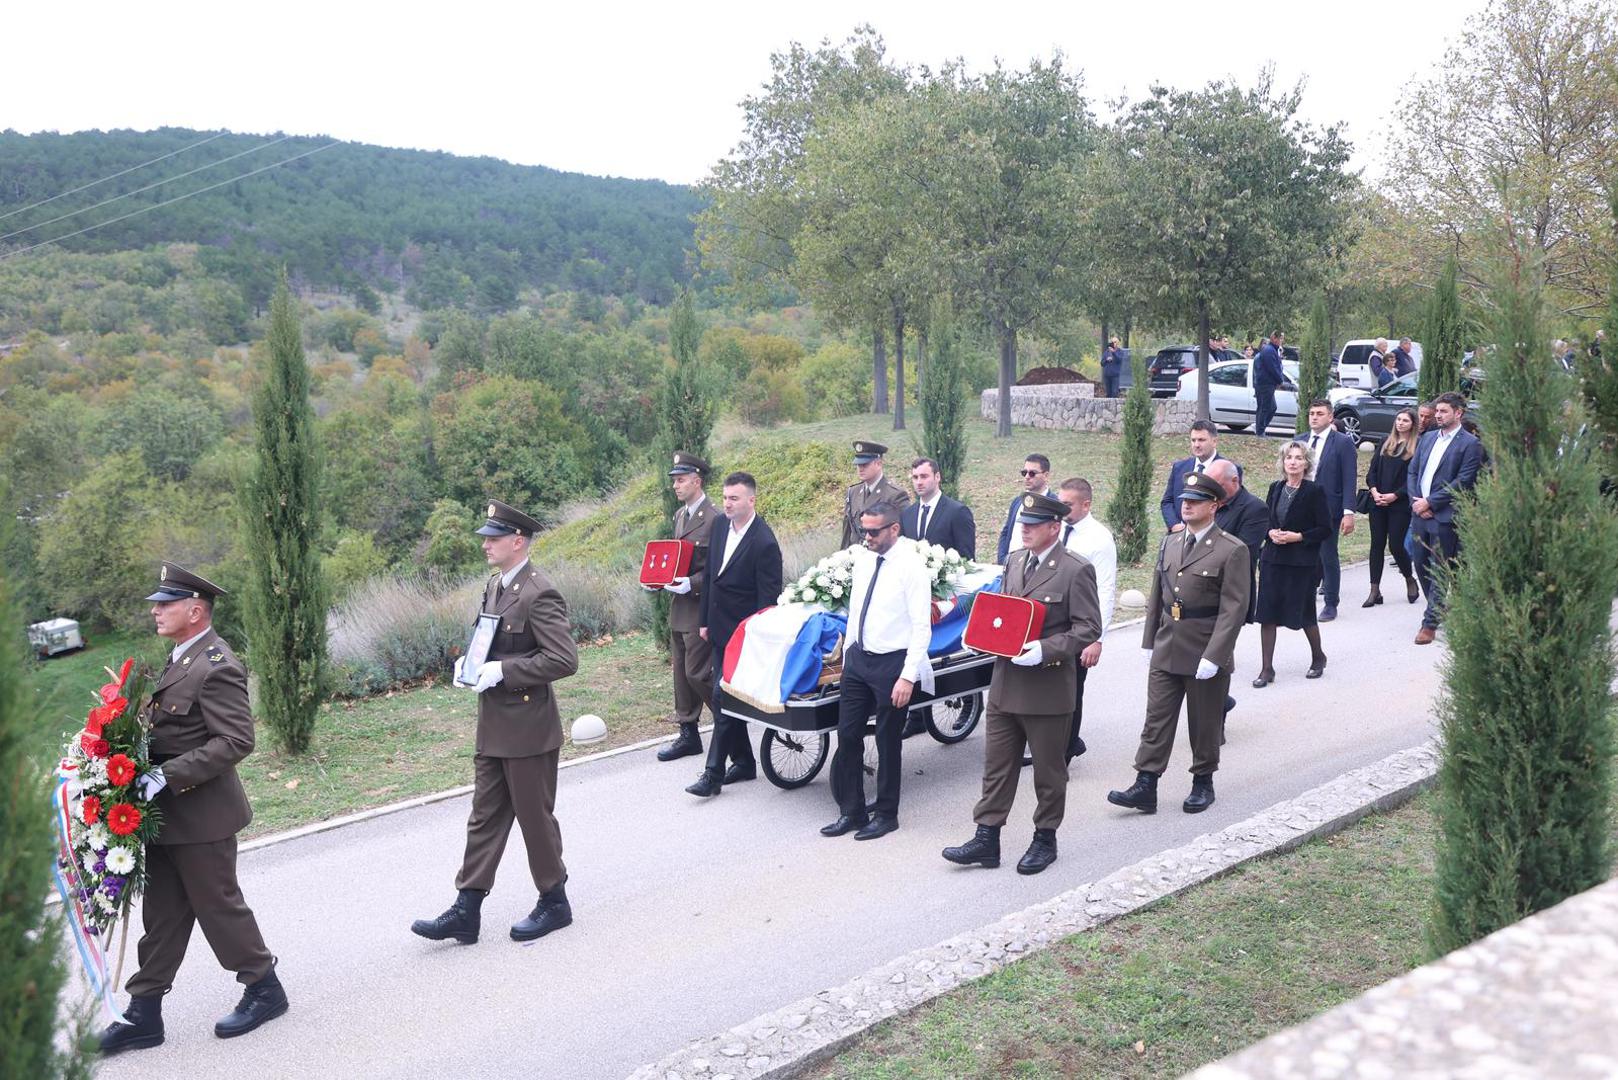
{"left": 778, "top": 540, "right": 979, "bottom": 614}
{"left": 104, "top": 846, "right": 136, "bottom": 875}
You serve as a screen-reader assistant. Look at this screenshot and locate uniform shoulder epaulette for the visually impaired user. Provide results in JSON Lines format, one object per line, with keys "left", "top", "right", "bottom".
{"left": 208, "top": 649, "right": 227, "bottom": 663}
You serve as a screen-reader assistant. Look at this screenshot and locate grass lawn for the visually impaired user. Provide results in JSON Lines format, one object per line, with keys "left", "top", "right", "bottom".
{"left": 811, "top": 793, "right": 1438, "bottom": 1079}
{"left": 27, "top": 630, "right": 677, "bottom": 840}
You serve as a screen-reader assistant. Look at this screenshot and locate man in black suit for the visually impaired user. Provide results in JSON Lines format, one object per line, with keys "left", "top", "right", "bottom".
{"left": 1296, "top": 400, "right": 1357, "bottom": 621}
{"left": 686, "top": 472, "right": 784, "bottom": 797}
{"left": 996, "top": 453, "right": 1052, "bottom": 564}
{"left": 902, "top": 457, "right": 976, "bottom": 558}
{"left": 1160, "top": 422, "right": 1241, "bottom": 532}
{"left": 1408, "top": 392, "right": 1484, "bottom": 645}
{"left": 1209, "top": 460, "right": 1266, "bottom": 623}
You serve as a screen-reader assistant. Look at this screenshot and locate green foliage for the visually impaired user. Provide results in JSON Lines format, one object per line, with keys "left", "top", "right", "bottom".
{"left": 241, "top": 280, "right": 328, "bottom": 755}
{"left": 421, "top": 500, "right": 484, "bottom": 577}
{"left": 431, "top": 374, "right": 602, "bottom": 513}
{"left": 36, "top": 453, "right": 156, "bottom": 631}
{"left": 798, "top": 341, "right": 870, "bottom": 419}
{"left": 918, "top": 301, "right": 971, "bottom": 498}
{"left": 1578, "top": 191, "right": 1618, "bottom": 483}
{"left": 1108, "top": 353, "right": 1156, "bottom": 564}
{"left": 327, "top": 575, "right": 479, "bottom": 698}
{"left": 321, "top": 401, "right": 435, "bottom": 559}
{"left": 1419, "top": 255, "right": 1465, "bottom": 400}
{"left": 652, "top": 290, "right": 718, "bottom": 645}
{"left": 1429, "top": 245, "right": 1618, "bottom": 957}
{"left": 735, "top": 366, "right": 810, "bottom": 426}
{"left": 0, "top": 485, "right": 92, "bottom": 1079}
{"left": 98, "top": 386, "right": 224, "bottom": 482}
{"left": 1297, "top": 295, "right": 1333, "bottom": 433}
{"left": 325, "top": 531, "right": 390, "bottom": 600}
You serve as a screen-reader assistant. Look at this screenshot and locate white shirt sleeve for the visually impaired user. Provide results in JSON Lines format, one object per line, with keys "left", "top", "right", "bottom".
{"left": 901, "top": 558, "right": 934, "bottom": 685}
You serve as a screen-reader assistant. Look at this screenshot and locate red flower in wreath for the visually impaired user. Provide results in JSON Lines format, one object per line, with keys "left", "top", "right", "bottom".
{"left": 106, "top": 803, "right": 141, "bottom": 837}
{"left": 80, "top": 734, "right": 110, "bottom": 759}
{"left": 117, "top": 657, "right": 134, "bottom": 686}
{"left": 106, "top": 754, "right": 137, "bottom": 787}
{"left": 81, "top": 796, "right": 102, "bottom": 825}
{"left": 85, "top": 709, "right": 107, "bottom": 737}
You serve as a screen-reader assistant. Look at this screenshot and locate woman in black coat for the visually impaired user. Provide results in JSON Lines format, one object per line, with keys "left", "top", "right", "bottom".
{"left": 1253, "top": 440, "right": 1331, "bottom": 687}
{"left": 1364, "top": 407, "right": 1418, "bottom": 606}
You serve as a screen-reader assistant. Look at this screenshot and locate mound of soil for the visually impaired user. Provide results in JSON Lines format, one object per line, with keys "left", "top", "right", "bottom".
{"left": 1016, "top": 366, "right": 1094, "bottom": 386}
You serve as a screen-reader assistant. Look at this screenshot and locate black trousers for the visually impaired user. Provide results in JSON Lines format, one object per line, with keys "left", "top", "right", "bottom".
{"left": 1368, "top": 501, "right": 1413, "bottom": 585}
{"left": 1254, "top": 385, "right": 1278, "bottom": 435}
{"left": 1103, "top": 371, "right": 1121, "bottom": 398}
{"left": 830, "top": 645, "right": 906, "bottom": 820}
{"left": 703, "top": 646, "right": 755, "bottom": 775}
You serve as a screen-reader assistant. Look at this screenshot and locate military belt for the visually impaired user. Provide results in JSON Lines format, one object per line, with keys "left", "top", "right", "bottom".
{"left": 1165, "top": 602, "right": 1219, "bottom": 621}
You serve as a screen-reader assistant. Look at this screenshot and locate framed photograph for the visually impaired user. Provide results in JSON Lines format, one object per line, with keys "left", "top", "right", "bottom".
{"left": 455, "top": 613, "right": 501, "bottom": 687}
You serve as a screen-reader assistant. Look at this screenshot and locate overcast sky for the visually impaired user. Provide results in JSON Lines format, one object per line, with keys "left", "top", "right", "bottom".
{"left": 8, "top": 0, "right": 1481, "bottom": 185}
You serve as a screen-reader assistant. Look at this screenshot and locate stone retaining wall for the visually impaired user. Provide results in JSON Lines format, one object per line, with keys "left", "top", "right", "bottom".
{"left": 981, "top": 386, "right": 1198, "bottom": 434}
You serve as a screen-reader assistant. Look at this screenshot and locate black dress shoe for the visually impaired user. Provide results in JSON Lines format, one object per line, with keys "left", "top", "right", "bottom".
{"left": 656, "top": 724, "right": 703, "bottom": 762}
{"left": 722, "top": 761, "right": 757, "bottom": 784}
{"left": 685, "top": 771, "right": 722, "bottom": 798}
{"left": 1106, "top": 771, "right": 1159, "bottom": 814}
{"left": 941, "top": 824, "right": 1001, "bottom": 868}
{"left": 820, "top": 813, "right": 868, "bottom": 837}
{"left": 1306, "top": 656, "right": 1327, "bottom": 679}
{"left": 1183, "top": 775, "right": 1216, "bottom": 814}
{"left": 854, "top": 816, "right": 898, "bottom": 841}
{"left": 1251, "top": 670, "right": 1274, "bottom": 689}
{"left": 99, "top": 995, "right": 164, "bottom": 1055}
{"left": 1319, "top": 605, "right": 1338, "bottom": 622}
{"left": 214, "top": 966, "right": 288, "bottom": 1039}
{"left": 410, "top": 888, "right": 483, "bottom": 944}
{"left": 1016, "top": 829, "right": 1058, "bottom": 875}
{"left": 511, "top": 880, "right": 573, "bottom": 941}
{"left": 1066, "top": 736, "right": 1087, "bottom": 761}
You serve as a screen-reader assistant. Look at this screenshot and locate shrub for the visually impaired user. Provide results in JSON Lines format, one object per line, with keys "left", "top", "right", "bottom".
{"left": 798, "top": 341, "right": 868, "bottom": 419}
{"left": 327, "top": 575, "right": 478, "bottom": 697}
{"left": 1108, "top": 351, "right": 1156, "bottom": 563}
{"left": 325, "top": 531, "right": 389, "bottom": 600}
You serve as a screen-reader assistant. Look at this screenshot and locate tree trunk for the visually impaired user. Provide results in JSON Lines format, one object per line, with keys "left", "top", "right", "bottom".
{"left": 915, "top": 328, "right": 928, "bottom": 402}
{"left": 872, "top": 322, "right": 889, "bottom": 415}
{"left": 1196, "top": 300, "right": 1212, "bottom": 420}
{"left": 1101, "top": 320, "right": 1110, "bottom": 373}
{"left": 892, "top": 308, "right": 906, "bottom": 431}
{"left": 996, "top": 321, "right": 1016, "bottom": 438}
{"left": 1122, "top": 313, "right": 1133, "bottom": 347}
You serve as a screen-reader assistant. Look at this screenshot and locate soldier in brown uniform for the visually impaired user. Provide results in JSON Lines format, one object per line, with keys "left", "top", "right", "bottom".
{"left": 840, "top": 440, "right": 911, "bottom": 549}
{"left": 99, "top": 563, "right": 286, "bottom": 1055}
{"left": 412, "top": 499, "right": 580, "bottom": 945}
{"left": 1108, "top": 471, "right": 1252, "bottom": 815}
{"left": 651, "top": 452, "right": 717, "bottom": 762}
{"left": 942, "top": 493, "right": 1103, "bottom": 875}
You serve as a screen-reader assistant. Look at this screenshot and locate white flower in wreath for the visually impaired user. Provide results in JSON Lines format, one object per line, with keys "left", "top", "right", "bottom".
{"left": 87, "top": 824, "right": 110, "bottom": 852}
{"left": 82, "top": 852, "right": 100, "bottom": 876}
{"left": 104, "top": 846, "right": 136, "bottom": 874}
{"left": 95, "top": 892, "right": 117, "bottom": 914}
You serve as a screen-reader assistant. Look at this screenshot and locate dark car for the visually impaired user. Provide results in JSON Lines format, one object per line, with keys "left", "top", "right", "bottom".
{"left": 1331, "top": 372, "right": 1482, "bottom": 446}
{"left": 1150, "top": 344, "right": 1299, "bottom": 398}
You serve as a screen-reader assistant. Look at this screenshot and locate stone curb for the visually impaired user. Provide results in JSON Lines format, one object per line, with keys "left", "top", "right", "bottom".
{"left": 629, "top": 738, "right": 1441, "bottom": 1080}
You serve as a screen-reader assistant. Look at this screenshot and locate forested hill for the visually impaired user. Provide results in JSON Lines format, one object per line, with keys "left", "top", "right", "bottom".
{"left": 0, "top": 128, "right": 702, "bottom": 308}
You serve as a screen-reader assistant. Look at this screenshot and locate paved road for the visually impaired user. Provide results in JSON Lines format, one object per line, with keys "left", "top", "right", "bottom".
{"left": 95, "top": 560, "right": 1441, "bottom": 1079}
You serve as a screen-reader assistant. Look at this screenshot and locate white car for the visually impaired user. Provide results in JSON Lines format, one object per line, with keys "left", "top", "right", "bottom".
{"left": 1175, "top": 358, "right": 1300, "bottom": 434}
{"left": 1335, "top": 338, "right": 1423, "bottom": 390}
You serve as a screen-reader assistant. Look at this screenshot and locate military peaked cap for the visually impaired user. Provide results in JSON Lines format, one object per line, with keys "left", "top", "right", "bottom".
{"left": 1179, "top": 472, "right": 1221, "bottom": 503}
{"left": 146, "top": 561, "right": 227, "bottom": 602}
{"left": 1014, "top": 492, "right": 1068, "bottom": 524}
{"left": 668, "top": 451, "right": 710, "bottom": 477}
{"left": 852, "top": 440, "right": 889, "bottom": 464}
{"left": 475, "top": 499, "right": 543, "bottom": 537}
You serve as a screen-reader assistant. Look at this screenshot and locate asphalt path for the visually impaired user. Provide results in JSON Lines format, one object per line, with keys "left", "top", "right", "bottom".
{"left": 92, "top": 559, "right": 1442, "bottom": 1079}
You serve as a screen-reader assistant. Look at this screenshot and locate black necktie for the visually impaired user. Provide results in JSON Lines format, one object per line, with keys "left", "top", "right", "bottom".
{"left": 1184, "top": 534, "right": 1197, "bottom": 558}
{"left": 856, "top": 555, "right": 884, "bottom": 642}
{"left": 1310, "top": 434, "right": 1321, "bottom": 455}
{"left": 1062, "top": 523, "right": 1073, "bottom": 545}
{"left": 918, "top": 504, "right": 931, "bottom": 539}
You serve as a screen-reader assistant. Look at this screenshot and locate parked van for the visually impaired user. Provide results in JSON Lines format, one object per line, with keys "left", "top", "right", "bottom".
{"left": 1335, "top": 339, "right": 1424, "bottom": 390}
{"left": 28, "top": 618, "right": 85, "bottom": 659}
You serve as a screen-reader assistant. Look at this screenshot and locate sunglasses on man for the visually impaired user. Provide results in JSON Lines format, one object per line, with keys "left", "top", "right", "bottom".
{"left": 1019, "top": 468, "right": 1043, "bottom": 477}
{"left": 859, "top": 524, "right": 898, "bottom": 537}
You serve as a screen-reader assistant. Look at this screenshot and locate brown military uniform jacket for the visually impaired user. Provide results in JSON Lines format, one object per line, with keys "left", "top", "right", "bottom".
{"left": 477, "top": 562, "right": 580, "bottom": 758}
{"left": 669, "top": 495, "right": 716, "bottom": 633}
{"left": 841, "top": 474, "right": 912, "bottom": 548}
{"left": 1141, "top": 525, "right": 1252, "bottom": 675}
{"left": 144, "top": 629, "right": 254, "bottom": 846}
{"left": 986, "top": 545, "right": 1104, "bottom": 715}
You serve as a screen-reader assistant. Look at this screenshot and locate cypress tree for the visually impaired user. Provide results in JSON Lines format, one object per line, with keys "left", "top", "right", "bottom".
{"left": 1418, "top": 255, "right": 1465, "bottom": 401}
{"left": 1578, "top": 191, "right": 1618, "bottom": 490}
{"left": 1296, "top": 295, "right": 1332, "bottom": 433}
{"left": 650, "top": 291, "right": 718, "bottom": 648}
{"left": 1108, "top": 351, "right": 1155, "bottom": 564}
{"left": 918, "top": 300, "right": 970, "bottom": 501}
{"left": 241, "top": 278, "right": 327, "bottom": 755}
{"left": 1428, "top": 241, "right": 1618, "bottom": 956}
{"left": 0, "top": 486, "right": 91, "bottom": 1078}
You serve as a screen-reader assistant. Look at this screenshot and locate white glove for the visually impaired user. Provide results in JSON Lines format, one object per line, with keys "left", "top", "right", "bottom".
{"left": 137, "top": 769, "right": 166, "bottom": 801}
{"left": 1195, "top": 658, "right": 1219, "bottom": 680}
{"left": 664, "top": 577, "right": 692, "bottom": 595}
{"left": 473, "top": 661, "right": 505, "bottom": 692}
{"left": 1143, "top": 648, "right": 1155, "bottom": 659}
{"left": 1011, "top": 640, "right": 1044, "bottom": 667}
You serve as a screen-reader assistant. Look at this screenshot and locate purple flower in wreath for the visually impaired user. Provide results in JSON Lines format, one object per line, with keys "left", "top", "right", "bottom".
{"left": 93, "top": 858, "right": 106, "bottom": 874}
{"left": 102, "top": 876, "right": 125, "bottom": 899}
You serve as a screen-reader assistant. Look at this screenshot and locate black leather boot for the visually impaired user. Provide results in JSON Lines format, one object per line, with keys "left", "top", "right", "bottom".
{"left": 214, "top": 964, "right": 289, "bottom": 1039}
{"left": 1183, "top": 774, "right": 1216, "bottom": 814}
{"left": 686, "top": 769, "right": 723, "bottom": 797}
{"left": 1016, "top": 829, "right": 1058, "bottom": 875}
{"left": 1107, "top": 771, "right": 1159, "bottom": 814}
{"left": 722, "top": 760, "right": 757, "bottom": 784}
{"left": 941, "top": 824, "right": 1001, "bottom": 868}
{"left": 657, "top": 723, "right": 704, "bottom": 761}
{"left": 511, "top": 878, "right": 573, "bottom": 941}
{"left": 410, "top": 888, "right": 483, "bottom": 943}
{"left": 99, "top": 994, "right": 164, "bottom": 1055}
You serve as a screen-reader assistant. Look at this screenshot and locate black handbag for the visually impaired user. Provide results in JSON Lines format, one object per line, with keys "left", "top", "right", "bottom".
{"left": 1355, "top": 487, "right": 1373, "bottom": 515}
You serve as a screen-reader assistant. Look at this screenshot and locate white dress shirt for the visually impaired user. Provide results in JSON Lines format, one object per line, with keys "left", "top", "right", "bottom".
{"left": 170, "top": 626, "right": 211, "bottom": 664}
{"left": 1419, "top": 427, "right": 1460, "bottom": 499}
{"left": 913, "top": 493, "right": 941, "bottom": 541}
{"left": 717, "top": 513, "right": 755, "bottom": 576}
{"left": 499, "top": 559, "right": 530, "bottom": 589}
{"left": 1063, "top": 514, "right": 1117, "bottom": 631}
{"left": 846, "top": 543, "right": 934, "bottom": 684}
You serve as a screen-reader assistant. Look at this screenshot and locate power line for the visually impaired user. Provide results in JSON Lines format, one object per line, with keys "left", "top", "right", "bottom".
{"left": 0, "top": 134, "right": 295, "bottom": 244}
{"left": 0, "top": 142, "right": 340, "bottom": 262}
{"left": 0, "top": 131, "right": 228, "bottom": 224}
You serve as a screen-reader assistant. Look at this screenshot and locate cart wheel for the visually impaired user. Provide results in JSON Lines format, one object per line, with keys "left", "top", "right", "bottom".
{"left": 926, "top": 693, "right": 983, "bottom": 744}
{"left": 759, "top": 730, "right": 829, "bottom": 789}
